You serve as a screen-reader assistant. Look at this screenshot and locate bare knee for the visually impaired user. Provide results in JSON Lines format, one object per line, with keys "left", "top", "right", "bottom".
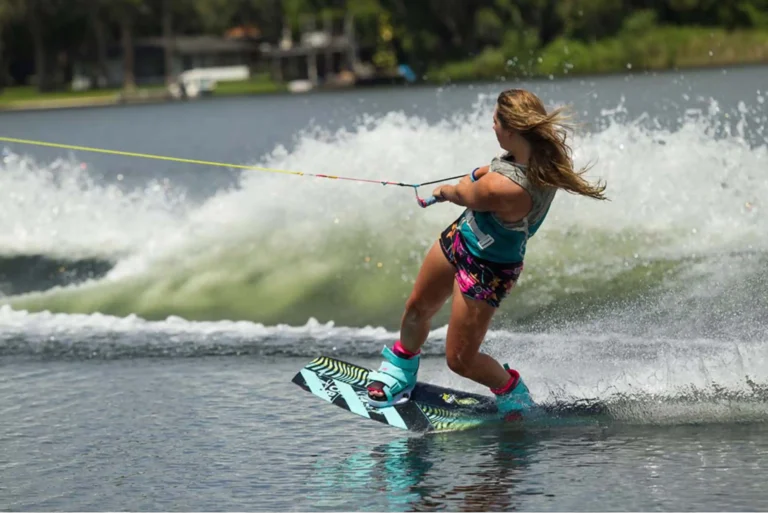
{"left": 445, "top": 350, "right": 476, "bottom": 377}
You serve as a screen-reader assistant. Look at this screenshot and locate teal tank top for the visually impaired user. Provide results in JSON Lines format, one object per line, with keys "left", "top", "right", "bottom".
{"left": 458, "top": 153, "right": 556, "bottom": 263}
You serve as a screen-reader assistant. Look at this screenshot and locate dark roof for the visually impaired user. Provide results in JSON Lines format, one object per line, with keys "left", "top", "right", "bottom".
{"left": 136, "top": 36, "right": 258, "bottom": 55}
{"left": 260, "top": 37, "right": 353, "bottom": 58}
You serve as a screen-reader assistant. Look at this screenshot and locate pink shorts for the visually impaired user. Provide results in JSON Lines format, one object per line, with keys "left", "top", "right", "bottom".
{"left": 439, "top": 219, "right": 523, "bottom": 308}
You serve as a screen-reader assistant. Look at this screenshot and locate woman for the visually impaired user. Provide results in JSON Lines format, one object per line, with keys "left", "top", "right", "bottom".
{"left": 366, "top": 88, "right": 607, "bottom": 415}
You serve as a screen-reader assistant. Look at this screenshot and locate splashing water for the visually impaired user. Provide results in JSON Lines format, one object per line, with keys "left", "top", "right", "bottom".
{"left": 1, "top": 93, "right": 766, "bottom": 334}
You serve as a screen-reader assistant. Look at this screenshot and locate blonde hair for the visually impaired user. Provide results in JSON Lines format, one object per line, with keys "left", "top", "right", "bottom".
{"left": 496, "top": 89, "right": 607, "bottom": 200}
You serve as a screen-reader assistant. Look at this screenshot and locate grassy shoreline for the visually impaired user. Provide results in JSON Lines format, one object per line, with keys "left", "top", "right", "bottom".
{"left": 0, "top": 78, "right": 287, "bottom": 112}
{"left": 428, "top": 26, "right": 768, "bottom": 83}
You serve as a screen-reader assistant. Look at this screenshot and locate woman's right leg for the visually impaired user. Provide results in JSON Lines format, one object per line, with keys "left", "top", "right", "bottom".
{"left": 367, "top": 240, "right": 456, "bottom": 403}
{"left": 398, "top": 240, "right": 457, "bottom": 353}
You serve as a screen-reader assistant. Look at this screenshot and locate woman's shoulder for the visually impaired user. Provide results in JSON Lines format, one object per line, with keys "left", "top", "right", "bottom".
{"left": 490, "top": 152, "right": 526, "bottom": 176}
{"left": 490, "top": 152, "right": 555, "bottom": 201}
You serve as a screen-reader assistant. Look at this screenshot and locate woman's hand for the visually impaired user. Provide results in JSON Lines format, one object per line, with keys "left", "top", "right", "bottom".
{"left": 431, "top": 186, "right": 448, "bottom": 202}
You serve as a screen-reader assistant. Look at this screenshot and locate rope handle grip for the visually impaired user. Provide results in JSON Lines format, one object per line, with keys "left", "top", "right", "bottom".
{"left": 414, "top": 188, "right": 440, "bottom": 208}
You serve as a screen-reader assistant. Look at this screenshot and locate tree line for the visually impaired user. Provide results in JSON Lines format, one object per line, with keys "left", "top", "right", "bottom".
{"left": 1, "top": 0, "right": 767, "bottom": 92}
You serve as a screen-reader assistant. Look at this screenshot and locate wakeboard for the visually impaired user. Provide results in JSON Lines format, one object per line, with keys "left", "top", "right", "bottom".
{"left": 292, "top": 355, "right": 609, "bottom": 433}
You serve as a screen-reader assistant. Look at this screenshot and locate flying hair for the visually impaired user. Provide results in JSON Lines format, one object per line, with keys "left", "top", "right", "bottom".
{"left": 496, "top": 89, "right": 607, "bottom": 200}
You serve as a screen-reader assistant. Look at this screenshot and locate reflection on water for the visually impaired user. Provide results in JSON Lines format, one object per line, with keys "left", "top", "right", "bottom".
{"left": 308, "top": 424, "right": 603, "bottom": 512}
{"left": 306, "top": 420, "right": 768, "bottom": 512}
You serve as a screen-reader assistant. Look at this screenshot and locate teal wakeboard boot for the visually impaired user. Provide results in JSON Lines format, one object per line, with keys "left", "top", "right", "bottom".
{"left": 366, "top": 345, "right": 420, "bottom": 408}
{"left": 493, "top": 364, "right": 534, "bottom": 420}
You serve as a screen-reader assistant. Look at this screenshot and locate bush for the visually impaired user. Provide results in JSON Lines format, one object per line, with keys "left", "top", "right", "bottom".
{"left": 428, "top": 46, "right": 506, "bottom": 82}
{"left": 537, "top": 26, "right": 768, "bottom": 76}
{"left": 428, "top": 25, "right": 768, "bottom": 82}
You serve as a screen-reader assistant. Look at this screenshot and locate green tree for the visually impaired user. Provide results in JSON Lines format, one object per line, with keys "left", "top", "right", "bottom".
{"left": 25, "top": 0, "right": 50, "bottom": 91}
{"left": 24, "top": 0, "right": 87, "bottom": 92}
{"left": 0, "top": 0, "right": 21, "bottom": 89}
{"left": 83, "top": 0, "right": 111, "bottom": 88}
{"left": 556, "top": 0, "right": 627, "bottom": 42}
{"left": 108, "top": 0, "right": 149, "bottom": 92}
{"left": 162, "top": 0, "right": 174, "bottom": 85}
{"left": 192, "top": 0, "right": 241, "bottom": 33}
{"left": 197, "top": 0, "right": 283, "bottom": 35}
{"left": 738, "top": 0, "right": 768, "bottom": 28}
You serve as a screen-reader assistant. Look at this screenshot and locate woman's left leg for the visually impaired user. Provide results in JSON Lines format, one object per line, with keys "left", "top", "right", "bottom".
{"left": 443, "top": 282, "right": 511, "bottom": 389}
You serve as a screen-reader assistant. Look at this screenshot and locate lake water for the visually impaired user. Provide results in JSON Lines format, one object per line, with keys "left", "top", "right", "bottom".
{"left": 2, "top": 66, "right": 768, "bottom": 511}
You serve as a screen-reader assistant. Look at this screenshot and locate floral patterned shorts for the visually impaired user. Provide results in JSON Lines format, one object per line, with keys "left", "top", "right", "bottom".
{"left": 439, "top": 219, "right": 524, "bottom": 308}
